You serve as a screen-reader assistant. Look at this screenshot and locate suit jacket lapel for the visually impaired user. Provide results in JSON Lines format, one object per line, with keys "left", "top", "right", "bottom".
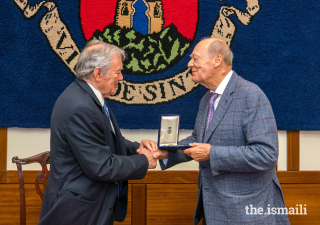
{"left": 198, "top": 92, "right": 211, "bottom": 143}
{"left": 75, "top": 78, "right": 118, "bottom": 147}
{"left": 76, "top": 78, "right": 101, "bottom": 108}
{"left": 105, "top": 100, "right": 127, "bottom": 156}
{"left": 202, "top": 72, "right": 238, "bottom": 143}
{"left": 102, "top": 108, "right": 117, "bottom": 139}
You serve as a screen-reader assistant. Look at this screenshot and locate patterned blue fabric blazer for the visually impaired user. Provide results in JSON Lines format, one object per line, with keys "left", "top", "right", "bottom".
{"left": 160, "top": 71, "right": 290, "bottom": 225}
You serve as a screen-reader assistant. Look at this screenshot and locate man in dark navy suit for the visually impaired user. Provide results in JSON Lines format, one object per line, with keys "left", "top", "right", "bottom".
{"left": 39, "top": 40, "right": 157, "bottom": 225}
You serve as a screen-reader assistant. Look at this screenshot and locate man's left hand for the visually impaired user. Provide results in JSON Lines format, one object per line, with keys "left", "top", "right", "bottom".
{"left": 139, "top": 139, "right": 158, "bottom": 151}
{"left": 181, "top": 143, "right": 211, "bottom": 162}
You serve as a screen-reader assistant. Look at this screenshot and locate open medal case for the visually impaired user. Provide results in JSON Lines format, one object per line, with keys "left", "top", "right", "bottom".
{"left": 158, "top": 114, "right": 191, "bottom": 151}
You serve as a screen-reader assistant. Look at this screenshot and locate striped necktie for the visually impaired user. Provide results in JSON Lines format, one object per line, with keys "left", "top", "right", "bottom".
{"left": 104, "top": 101, "right": 122, "bottom": 197}
{"left": 103, "top": 101, "right": 115, "bottom": 134}
{"left": 204, "top": 93, "right": 220, "bottom": 138}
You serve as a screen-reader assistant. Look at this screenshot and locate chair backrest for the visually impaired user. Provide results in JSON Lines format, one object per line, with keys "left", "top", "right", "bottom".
{"left": 12, "top": 151, "right": 50, "bottom": 225}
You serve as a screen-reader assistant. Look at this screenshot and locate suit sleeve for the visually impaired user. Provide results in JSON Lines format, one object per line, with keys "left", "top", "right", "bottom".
{"left": 66, "top": 104, "right": 149, "bottom": 182}
{"left": 210, "top": 87, "right": 278, "bottom": 176}
{"left": 123, "top": 138, "right": 140, "bottom": 156}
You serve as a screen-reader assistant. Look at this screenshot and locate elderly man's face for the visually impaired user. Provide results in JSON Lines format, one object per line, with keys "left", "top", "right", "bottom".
{"left": 99, "top": 55, "right": 123, "bottom": 98}
{"left": 188, "top": 41, "right": 214, "bottom": 87}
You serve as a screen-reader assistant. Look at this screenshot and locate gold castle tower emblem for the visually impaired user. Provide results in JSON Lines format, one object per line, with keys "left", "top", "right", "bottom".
{"left": 115, "top": 0, "right": 164, "bottom": 34}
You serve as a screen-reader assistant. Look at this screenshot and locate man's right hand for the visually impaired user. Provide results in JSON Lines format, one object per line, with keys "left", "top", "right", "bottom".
{"left": 138, "top": 148, "right": 157, "bottom": 169}
{"left": 152, "top": 149, "right": 169, "bottom": 160}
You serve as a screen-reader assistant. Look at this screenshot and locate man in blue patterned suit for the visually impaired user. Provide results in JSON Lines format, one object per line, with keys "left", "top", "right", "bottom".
{"left": 152, "top": 38, "right": 290, "bottom": 224}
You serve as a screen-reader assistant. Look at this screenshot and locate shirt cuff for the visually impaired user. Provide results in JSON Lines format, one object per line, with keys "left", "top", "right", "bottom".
{"left": 162, "top": 158, "right": 168, "bottom": 166}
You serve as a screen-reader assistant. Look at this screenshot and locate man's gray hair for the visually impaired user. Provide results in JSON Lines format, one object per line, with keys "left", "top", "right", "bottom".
{"left": 75, "top": 40, "right": 126, "bottom": 80}
{"left": 203, "top": 37, "right": 233, "bottom": 66}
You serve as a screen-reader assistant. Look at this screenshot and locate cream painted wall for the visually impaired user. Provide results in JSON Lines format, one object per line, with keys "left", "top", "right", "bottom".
{"left": 300, "top": 131, "right": 320, "bottom": 170}
{"left": 277, "top": 131, "right": 287, "bottom": 171}
{"left": 7, "top": 128, "right": 291, "bottom": 171}
{"left": 7, "top": 128, "right": 51, "bottom": 170}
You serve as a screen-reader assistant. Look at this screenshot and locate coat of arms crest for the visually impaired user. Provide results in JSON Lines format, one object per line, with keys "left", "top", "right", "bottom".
{"left": 13, "top": 0, "right": 260, "bottom": 105}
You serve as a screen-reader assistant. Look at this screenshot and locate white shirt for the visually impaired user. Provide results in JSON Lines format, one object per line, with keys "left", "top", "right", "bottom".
{"left": 87, "top": 82, "right": 104, "bottom": 107}
{"left": 210, "top": 70, "right": 233, "bottom": 110}
{"left": 87, "top": 82, "right": 115, "bottom": 133}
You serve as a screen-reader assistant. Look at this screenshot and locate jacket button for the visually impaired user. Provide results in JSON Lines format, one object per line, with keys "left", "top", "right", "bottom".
{"left": 110, "top": 207, "right": 114, "bottom": 211}
{"left": 115, "top": 181, "right": 118, "bottom": 185}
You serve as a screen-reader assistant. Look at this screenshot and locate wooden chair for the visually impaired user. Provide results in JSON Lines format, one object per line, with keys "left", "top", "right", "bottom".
{"left": 12, "top": 151, "right": 50, "bottom": 225}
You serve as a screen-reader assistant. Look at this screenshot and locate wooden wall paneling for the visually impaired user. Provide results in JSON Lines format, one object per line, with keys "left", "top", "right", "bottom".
{"left": 146, "top": 184, "right": 199, "bottom": 225}
{"left": 0, "top": 183, "right": 132, "bottom": 225}
{"left": 114, "top": 184, "right": 132, "bottom": 225}
{"left": 4, "top": 170, "right": 199, "bottom": 185}
{"left": 281, "top": 184, "right": 320, "bottom": 224}
{"left": 131, "top": 184, "right": 146, "bottom": 225}
{"left": 2, "top": 171, "right": 320, "bottom": 225}
{"left": 6, "top": 171, "right": 41, "bottom": 184}
{"left": 0, "top": 184, "right": 42, "bottom": 225}
{"left": 287, "top": 131, "right": 300, "bottom": 171}
{"left": 8, "top": 170, "right": 320, "bottom": 185}
{"left": 277, "top": 171, "right": 320, "bottom": 184}
{"left": 129, "top": 171, "right": 198, "bottom": 184}
{"left": 0, "top": 170, "right": 6, "bottom": 184}
{"left": 0, "top": 128, "right": 7, "bottom": 183}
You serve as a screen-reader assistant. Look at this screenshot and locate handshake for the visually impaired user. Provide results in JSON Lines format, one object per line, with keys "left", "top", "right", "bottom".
{"left": 136, "top": 139, "right": 167, "bottom": 169}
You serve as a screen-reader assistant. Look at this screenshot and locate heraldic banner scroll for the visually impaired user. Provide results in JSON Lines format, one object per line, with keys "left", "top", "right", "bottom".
{"left": 1, "top": 0, "right": 320, "bottom": 129}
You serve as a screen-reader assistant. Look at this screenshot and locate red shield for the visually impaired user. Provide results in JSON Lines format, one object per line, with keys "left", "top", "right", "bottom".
{"left": 80, "top": 0, "right": 198, "bottom": 41}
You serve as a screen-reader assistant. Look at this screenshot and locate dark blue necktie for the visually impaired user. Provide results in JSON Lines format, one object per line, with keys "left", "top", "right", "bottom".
{"left": 103, "top": 101, "right": 115, "bottom": 133}
{"left": 103, "top": 101, "right": 121, "bottom": 197}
